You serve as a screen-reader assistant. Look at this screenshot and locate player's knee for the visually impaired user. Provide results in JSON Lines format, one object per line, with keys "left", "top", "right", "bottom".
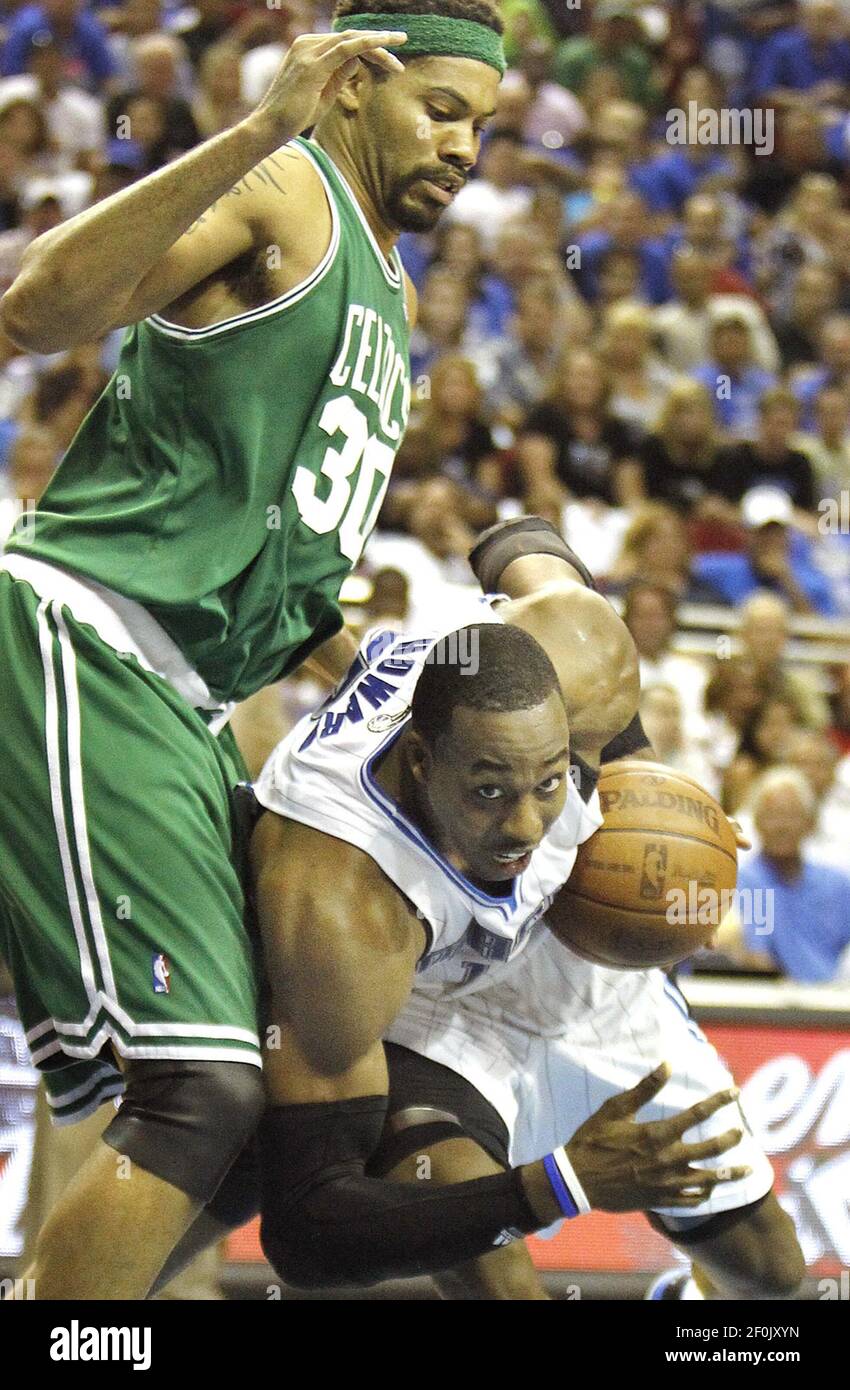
{"left": 103, "top": 1060, "right": 265, "bottom": 1204}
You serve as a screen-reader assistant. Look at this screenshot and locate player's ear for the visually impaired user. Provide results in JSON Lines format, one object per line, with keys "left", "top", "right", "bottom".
{"left": 406, "top": 728, "right": 432, "bottom": 786}
{"left": 336, "top": 58, "right": 371, "bottom": 115}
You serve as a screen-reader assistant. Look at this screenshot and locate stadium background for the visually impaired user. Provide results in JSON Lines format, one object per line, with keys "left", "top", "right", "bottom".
{"left": 1, "top": 0, "right": 849, "bottom": 1298}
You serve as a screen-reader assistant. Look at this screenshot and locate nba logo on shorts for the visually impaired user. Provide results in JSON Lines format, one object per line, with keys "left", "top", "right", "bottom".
{"left": 152, "top": 953, "right": 171, "bottom": 994}
{"left": 639, "top": 844, "right": 668, "bottom": 900}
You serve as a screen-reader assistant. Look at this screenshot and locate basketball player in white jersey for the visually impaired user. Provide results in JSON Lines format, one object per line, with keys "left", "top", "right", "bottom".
{"left": 154, "top": 518, "right": 803, "bottom": 1297}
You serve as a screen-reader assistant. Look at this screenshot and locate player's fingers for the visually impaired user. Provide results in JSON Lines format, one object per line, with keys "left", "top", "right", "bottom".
{"left": 658, "top": 1163, "right": 752, "bottom": 1194}
{"left": 658, "top": 1128, "right": 744, "bottom": 1167}
{"left": 322, "top": 31, "right": 407, "bottom": 71}
{"left": 601, "top": 1062, "right": 671, "bottom": 1119}
{"left": 652, "top": 1086, "right": 739, "bottom": 1142}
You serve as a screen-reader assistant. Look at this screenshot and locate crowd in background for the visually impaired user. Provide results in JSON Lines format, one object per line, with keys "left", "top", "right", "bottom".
{"left": 2, "top": 0, "right": 850, "bottom": 982}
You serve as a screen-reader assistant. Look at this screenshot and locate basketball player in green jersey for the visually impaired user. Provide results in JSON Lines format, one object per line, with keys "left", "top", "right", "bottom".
{"left": 0, "top": 2, "right": 504, "bottom": 1298}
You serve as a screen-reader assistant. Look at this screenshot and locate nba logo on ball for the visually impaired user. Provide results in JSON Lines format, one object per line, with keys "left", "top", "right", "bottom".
{"left": 639, "top": 844, "right": 668, "bottom": 899}
{"left": 152, "top": 953, "right": 171, "bottom": 994}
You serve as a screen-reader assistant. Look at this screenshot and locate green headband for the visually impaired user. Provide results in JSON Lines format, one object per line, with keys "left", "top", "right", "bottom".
{"left": 331, "top": 13, "right": 506, "bottom": 76}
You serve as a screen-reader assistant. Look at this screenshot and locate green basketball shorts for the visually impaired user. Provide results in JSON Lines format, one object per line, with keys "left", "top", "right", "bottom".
{"left": 0, "top": 566, "right": 261, "bottom": 1124}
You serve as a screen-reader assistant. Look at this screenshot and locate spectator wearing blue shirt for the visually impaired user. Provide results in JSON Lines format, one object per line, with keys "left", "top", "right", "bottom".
{"left": 693, "top": 313, "right": 776, "bottom": 437}
{"left": 751, "top": 0, "right": 850, "bottom": 107}
{"left": 633, "top": 148, "right": 737, "bottom": 217}
{"left": 575, "top": 191, "right": 671, "bottom": 305}
{"left": 1, "top": 0, "right": 116, "bottom": 91}
{"left": 694, "top": 485, "right": 840, "bottom": 615}
{"left": 731, "top": 768, "right": 850, "bottom": 982}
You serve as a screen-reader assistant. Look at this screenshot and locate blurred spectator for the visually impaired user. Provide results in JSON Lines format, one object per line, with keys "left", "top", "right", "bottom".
{"left": 751, "top": 0, "right": 850, "bottom": 109}
{"left": 497, "top": 39, "right": 586, "bottom": 151}
{"left": 666, "top": 193, "right": 753, "bottom": 292}
{"left": 599, "top": 300, "right": 677, "bottom": 431}
{"left": 428, "top": 221, "right": 513, "bottom": 342}
{"left": 653, "top": 248, "right": 779, "bottom": 374}
{"left": 406, "top": 354, "right": 501, "bottom": 497}
{"left": 553, "top": 1, "right": 660, "bottom": 110}
{"left": 828, "top": 661, "right": 850, "bottom": 753}
{"left": 631, "top": 72, "right": 739, "bottom": 218}
{"left": 709, "top": 387, "right": 816, "bottom": 510}
{"left": 471, "top": 275, "right": 564, "bottom": 430}
{"left": 694, "top": 486, "right": 840, "bottom": 614}
{"left": 191, "top": 39, "right": 249, "bottom": 138}
{"left": 0, "top": 92, "right": 59, "bottom": 181}
{"left": 754, "top": 173, "right": 840, "bottom": 321}
{"left": 639, "top": 682, "right": 718, "bottom": 794}
{"left": 722, "top": 693, "right": 803, "bottom": 812}
{"left": 788, "top": 727, "right": 850, "bottom": 865}
{"left": 239, "top": 0, "right": 312, "bottom": 107}
{"left": 0, "top": 187, "right": 63, "bottom": 293}
{"left": 172, "top": 0, "right": 235, "bottom": 73}
{"left": 1, "top": 0, "right": 117, "bottom": 90}
{"left": 607, "top": 501, "right": 725, "bottom": 603}
{"left": 699, "top": 654, "right": 764, "bottom": 778}
{"left": 364, "top": 566, "right": 410, "bottom": 627}
{"left": 637, "top": 378, "right": 722, "bottom": 512}
{"left": 20, "top": 349, "right": 108, "bottom": 452}
{"left": 0, "top": 321, "right": 37, "bottom": 428}
{"left": 106, "top": 34, "right": 199, "bottom": 167}
{"left": 794, "top": 384, "right": 850, "bottom": 497}
{"left": 623, "top": 580, "right": 709, "bottom": 722}
{"left": 575, "top": 191, "right": 670, "bottom": 306}
{"left": 791, "top": 312, "right": 850, "bottom": 430}
{"left": 408, "top": 266, "right": 471, "bottom": 383}
{"left": 364, "top": 478, "right": 480, "bottom": 624}
{"left": 693, "top": 312, "right": 777, "bottom": 438}
{"left": 0, "top": 32, "right": 104, "bottom": 171}
{"left": 773, "top": 264, "right": 840, "bottom": 371}
{"left": 517, "top": 345, "right": 643, "bottom": 509}
{"left": 736, "top": 590, "right": 830, "bottom": 727}
{"left": 0, "top": 422, "right": 58, "bottom": 543}
{"left": 443, "top": 129, "right": 532, "bottom": 254}
{"left": 728, "top": 768, "right": 850, "bottom": 982}
{"left": 488, "top": 217, "right": 591, "bottom": 341}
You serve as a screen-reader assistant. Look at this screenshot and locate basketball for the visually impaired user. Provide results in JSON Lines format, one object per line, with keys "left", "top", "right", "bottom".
{"left": 548, "top": 761, "right": 738, "bottom": 970}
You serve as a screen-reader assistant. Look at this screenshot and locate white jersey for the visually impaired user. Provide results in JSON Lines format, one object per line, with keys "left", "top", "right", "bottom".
{"left": 254, "top": 594, "right": 603, "bottom": 999}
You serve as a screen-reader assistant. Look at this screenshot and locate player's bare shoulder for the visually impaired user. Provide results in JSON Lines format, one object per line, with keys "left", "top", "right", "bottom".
{"left": 158, "top": 141, "right": 334, "bottom": 328}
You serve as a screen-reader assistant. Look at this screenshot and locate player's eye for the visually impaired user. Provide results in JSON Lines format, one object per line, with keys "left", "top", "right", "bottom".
{"left": 476, "top": 785, "right": 504, "bottom": 800}
{"left": 426, "top": 105, "right": 454, "bottom": 122}
{"left": 538, "top": 774, "right": 563, "bottom": 794}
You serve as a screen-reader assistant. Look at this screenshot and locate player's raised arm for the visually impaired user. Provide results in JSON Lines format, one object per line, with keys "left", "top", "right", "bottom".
{"left": 469, "top": 517, "right": 642, "bottom": 762}
{"left": 0, "top": 29, "right": 407, "bottom": 353}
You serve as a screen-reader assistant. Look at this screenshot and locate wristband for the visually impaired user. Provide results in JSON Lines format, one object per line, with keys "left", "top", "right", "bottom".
{"left": 544, "top": 1146, "right": 592, "bottom": 1218}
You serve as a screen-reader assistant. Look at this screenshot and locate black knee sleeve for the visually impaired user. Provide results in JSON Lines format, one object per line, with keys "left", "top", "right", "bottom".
{"left": 259, "top": 1097, "right": 539, "bottom": 1290}
{"left": 103, "top": 1060, "right": 265, "bottom": 1204}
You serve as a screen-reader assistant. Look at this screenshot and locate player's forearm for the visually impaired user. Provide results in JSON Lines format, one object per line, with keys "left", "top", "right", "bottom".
{"left": 0, "top": 111, "right": 284, "bottom": 353}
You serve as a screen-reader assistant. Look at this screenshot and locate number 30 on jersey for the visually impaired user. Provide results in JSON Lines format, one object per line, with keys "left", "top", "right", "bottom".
{"left": 292, "top": 394, "right": 395, "bottom": 564}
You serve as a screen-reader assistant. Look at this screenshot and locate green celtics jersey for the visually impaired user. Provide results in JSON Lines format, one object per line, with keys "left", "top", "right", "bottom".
{"left": 8, "top": 138, "right": 411, "bottom": 704}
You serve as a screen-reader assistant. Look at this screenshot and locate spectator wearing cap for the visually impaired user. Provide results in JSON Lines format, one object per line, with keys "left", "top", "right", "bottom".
{"left": 0, "top": 33, "right": 104, "bottom": 171}
{"left": 553, "top": 1, "right": 660, "bottom": 111}
{"left": 693, "top": 486, "right": 839, "bottom": 615}
{"left": 724, "top": 768, "right": 850, "bottom": 983}
{"left": 751, "top": 0, "right": 850, "bottom": 110}
{"left": 709, "top": 387, "right": 816, "bottom": 511}
{"left": 693, "top": 313, "right": 777, "bottom": 439}
{"left": 1, "top": 0, "right": 117, "bottom": 91}
{"left": 653, "top": 248, "right": 779, "bottom": 374}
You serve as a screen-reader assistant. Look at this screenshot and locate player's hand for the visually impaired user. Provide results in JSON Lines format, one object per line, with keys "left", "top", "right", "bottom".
{"left": 253, "top": 30, "right": 407, "bottom": 140}
{"left": 563, "top": 1062, "right": 750, "bottom": 1212}
{"left": 728, "top": 817, "right": 750, "bottom": 851}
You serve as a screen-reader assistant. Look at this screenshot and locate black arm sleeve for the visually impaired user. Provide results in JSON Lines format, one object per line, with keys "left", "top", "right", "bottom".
{"left": 258, "top": 1097, "right": 541, "bottom": 1290}
{"left": 600, "top": 711, "right": 654, "bottom": 763}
